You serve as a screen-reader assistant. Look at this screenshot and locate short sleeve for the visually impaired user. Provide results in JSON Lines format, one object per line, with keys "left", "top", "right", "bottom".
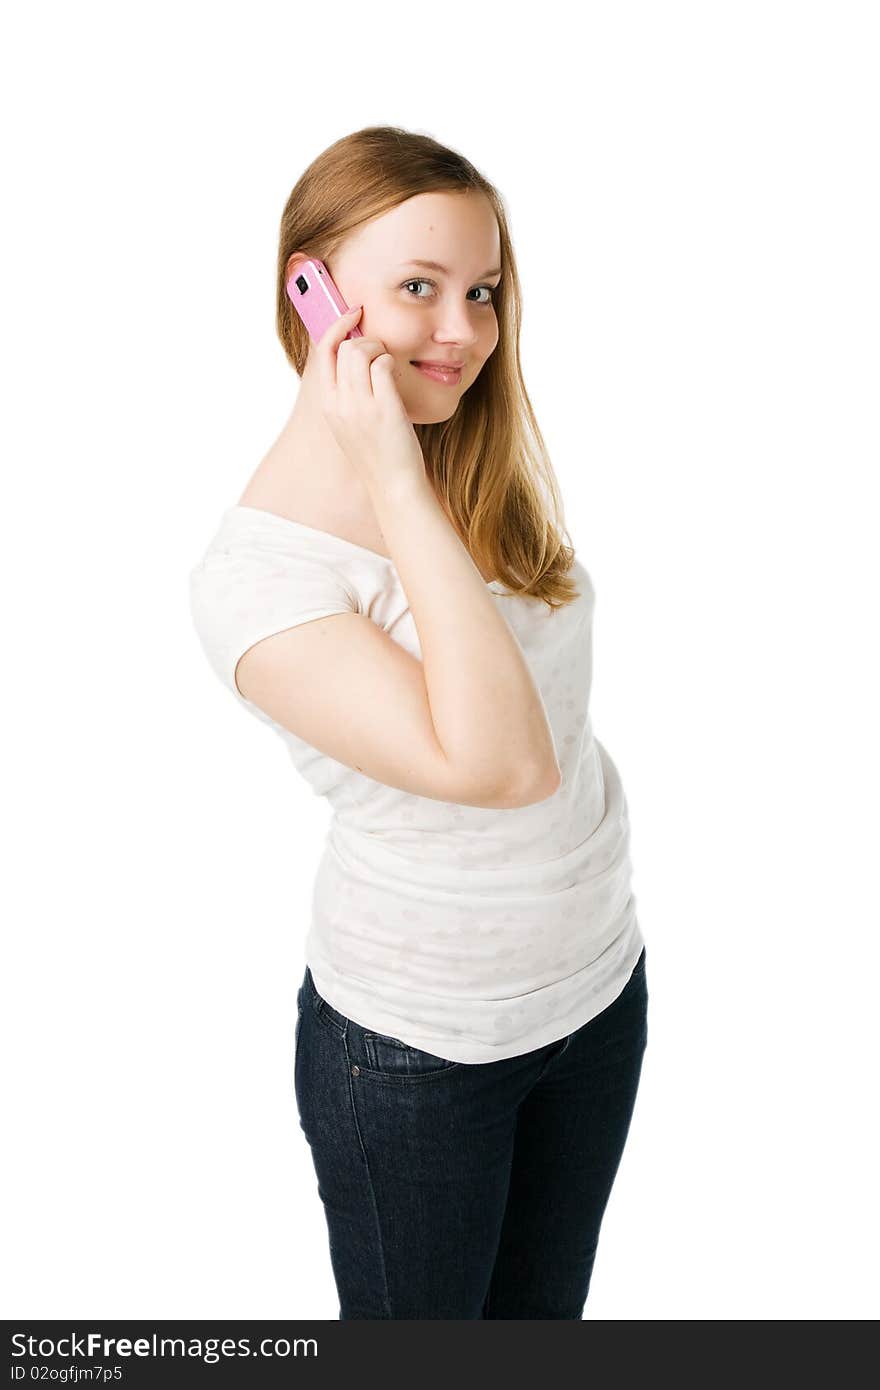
{"left": 188, "top": 541, "right": 360, "bottom": 705}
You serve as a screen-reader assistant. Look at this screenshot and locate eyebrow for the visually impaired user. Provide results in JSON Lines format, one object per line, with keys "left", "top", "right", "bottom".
{"left": 397, "top": 258, "right": 503, "bottom": 278}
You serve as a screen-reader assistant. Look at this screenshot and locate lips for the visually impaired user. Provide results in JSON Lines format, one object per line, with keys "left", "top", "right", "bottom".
{"left": 410, "top": 361, "right": 464, "bottom": 387}
{"left": 411, "top": 361, "right": 464, "bottom": 370}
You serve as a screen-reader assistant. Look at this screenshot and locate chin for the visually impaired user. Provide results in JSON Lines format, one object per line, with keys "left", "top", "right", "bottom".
{"left": 409, "top": 405, "right": 460, "bottom": 425}
{"left": 404, "top": 389, "right": 464, "bottom": 426}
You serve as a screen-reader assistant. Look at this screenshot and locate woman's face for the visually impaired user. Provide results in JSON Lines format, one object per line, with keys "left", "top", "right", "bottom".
{"left": 294, "top": 190, "right": 502, "bottom": 423}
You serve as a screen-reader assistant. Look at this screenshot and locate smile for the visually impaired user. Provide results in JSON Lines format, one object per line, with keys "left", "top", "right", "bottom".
{"left": 410, "top": 362, "right": 463, "bottom": 385}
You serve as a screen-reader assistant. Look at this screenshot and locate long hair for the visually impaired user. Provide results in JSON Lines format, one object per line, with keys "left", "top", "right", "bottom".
{"left": 276, "top": 125, "right": 580, "bottom": 610}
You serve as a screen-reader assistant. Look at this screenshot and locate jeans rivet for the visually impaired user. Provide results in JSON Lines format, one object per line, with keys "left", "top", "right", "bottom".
{"left": 351, "top": 1065, "right": 360, "bottom": 1076}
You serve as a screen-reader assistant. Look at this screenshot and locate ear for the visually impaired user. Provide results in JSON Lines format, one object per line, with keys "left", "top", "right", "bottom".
{"left": 285, "top": 251, "right": 309, "bottom": 282}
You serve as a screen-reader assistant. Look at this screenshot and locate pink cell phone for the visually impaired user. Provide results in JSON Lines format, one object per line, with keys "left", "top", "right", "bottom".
{"left": 285, "top": 257, "right": 364, "bottom": 345}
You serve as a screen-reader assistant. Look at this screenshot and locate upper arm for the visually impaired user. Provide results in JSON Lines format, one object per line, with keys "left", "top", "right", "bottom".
{"left": 189, "top": 540, "right": 557, "bottom": 809}
{"left": 234, "top": 611, "right": 549, "bottom": 809}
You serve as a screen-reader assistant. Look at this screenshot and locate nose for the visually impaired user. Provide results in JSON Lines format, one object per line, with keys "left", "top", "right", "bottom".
{"left": 427, "top": 305, "right": 480, "bottom": 350}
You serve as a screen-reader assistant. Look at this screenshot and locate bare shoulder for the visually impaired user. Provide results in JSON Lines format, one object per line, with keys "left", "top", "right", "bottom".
{"left": 235, "top": 451, "right": 395, "bottom": 558}
{"left": 235, "top": 446, "right": 496, "bottom": 582}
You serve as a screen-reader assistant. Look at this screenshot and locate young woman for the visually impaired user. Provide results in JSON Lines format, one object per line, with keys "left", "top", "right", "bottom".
{"left": 189, "top": 125, "right": 649, "bottom": 1319}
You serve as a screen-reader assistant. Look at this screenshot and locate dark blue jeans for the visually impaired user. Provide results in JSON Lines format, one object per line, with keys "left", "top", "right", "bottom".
{"left": 294, "top": 945, "right": 648, "bottom": 1319}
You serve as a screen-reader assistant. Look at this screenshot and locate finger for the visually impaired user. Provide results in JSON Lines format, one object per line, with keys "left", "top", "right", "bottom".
{"left": 317, "top": 305, "right": 363, "bottom": 393}
{"left": 336, "top": 334, "right": 391, "bottom": 402}
{"left": 369, "top": 353, "right": 396, "bottom": 384}
{"left": 370, "top": 353, "right": 405, "bottom": 409}
{"left": 336, "top": 336, "right": 383, "bottom": 405}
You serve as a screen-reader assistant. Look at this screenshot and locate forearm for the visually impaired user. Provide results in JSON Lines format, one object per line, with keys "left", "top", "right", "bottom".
{"left": 367, "top": 469, "right": 560, "bottom": 800}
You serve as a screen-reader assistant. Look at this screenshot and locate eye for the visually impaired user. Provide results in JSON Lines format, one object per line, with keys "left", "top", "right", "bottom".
{"left": 402, "top": 278, "right": 497, "bottom": 306}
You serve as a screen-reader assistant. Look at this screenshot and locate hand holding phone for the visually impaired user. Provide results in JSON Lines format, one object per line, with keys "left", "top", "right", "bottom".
{"left": 316, "top": 306, "right": 427, "bottom": 499}
{"left": 286, "top": 256, "right": 365, "bottom": 346}
{"left": 286, "top": 257, "right": 426, "bottom": 497}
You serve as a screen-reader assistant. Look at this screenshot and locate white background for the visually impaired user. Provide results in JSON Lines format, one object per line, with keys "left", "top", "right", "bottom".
{"left": 3, "top": 0, "right": 878, "bottom": 1320}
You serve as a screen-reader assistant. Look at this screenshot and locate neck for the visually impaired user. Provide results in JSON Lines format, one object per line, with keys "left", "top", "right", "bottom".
{"left": 278, "top": 370, "right": 374, "bottom": 503}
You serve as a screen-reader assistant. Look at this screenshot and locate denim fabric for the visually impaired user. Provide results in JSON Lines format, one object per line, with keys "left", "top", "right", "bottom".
{"left": 293, "top": 945, "right": 648, "bottom": 1319}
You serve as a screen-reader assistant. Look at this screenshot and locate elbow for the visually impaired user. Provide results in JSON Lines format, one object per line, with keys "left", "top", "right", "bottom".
{"left": 504, "top": 761, "right": 562, "bottom": 809}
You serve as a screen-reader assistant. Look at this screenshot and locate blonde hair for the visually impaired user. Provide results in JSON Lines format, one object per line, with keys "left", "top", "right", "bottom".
{"left": 276, "top": 125, "right": 580, "bottom": 610}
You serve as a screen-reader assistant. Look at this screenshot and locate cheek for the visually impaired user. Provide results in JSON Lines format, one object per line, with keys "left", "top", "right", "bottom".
{"left": 374, "top": 309, "right": 499, "bottom": 366}
{"left": 364, "top": 302, "right": 416, "bottom": 333}
{"left": 476, "top": 329, "right": 499, "bottom": 367}
{"left": 481, "top": 317, "right": 500, "bottom": 351}
{"left": 368, "top": 317, "right": 426, "bottom": 361}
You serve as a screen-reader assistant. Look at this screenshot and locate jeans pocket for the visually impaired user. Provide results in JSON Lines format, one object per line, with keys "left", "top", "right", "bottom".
{"left": 362, "top": 1029, "right": 461, "bottom": 1078}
